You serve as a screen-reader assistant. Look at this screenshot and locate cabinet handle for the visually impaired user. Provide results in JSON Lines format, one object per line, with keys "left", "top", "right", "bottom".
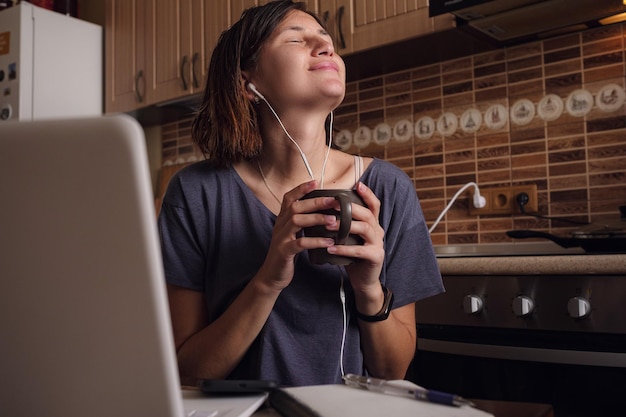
{"left": 135, "top": 69, "right": 144, "bottom": 103}
{"left": 180, "top": 55, "right": 189, "bottom": 91}
{"left": 191, "top": 52, "right": 200, "bottom": 89}
{"left": 337, "top": 6, "right": 346, "bottom": 49}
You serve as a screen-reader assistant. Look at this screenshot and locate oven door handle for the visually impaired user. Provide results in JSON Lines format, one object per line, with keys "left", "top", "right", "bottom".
{"left": 418, "top": 339, "right": 626, "bottom": 368}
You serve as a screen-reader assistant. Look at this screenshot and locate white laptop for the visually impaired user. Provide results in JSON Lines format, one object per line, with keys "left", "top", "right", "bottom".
{"left": 0, "top": 115, "right": 266, "bottom": 417}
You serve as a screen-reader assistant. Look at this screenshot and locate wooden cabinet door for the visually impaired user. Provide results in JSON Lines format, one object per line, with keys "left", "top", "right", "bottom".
{"left": 319, "top": 0, "right": 353, "bottom": 54}
{"left": 146, "top": 0, "right": 220, "bottom": 104}
{"left": 203, "top": 1, "right": 230, "bottom": 85}
{"left": 230, "top": 0, "right": 258, "bottom": 22}
{"left": 348, "top": 0, "right": 455, "bottom": 53}
{"left": 229, "top": 1, "right": 320, "bottom": 23}
{"left": 145, "top": 0, "right": 193, "bottom": 104}
{"left": 105, "top": 0, "right": 147, "bottom": 113}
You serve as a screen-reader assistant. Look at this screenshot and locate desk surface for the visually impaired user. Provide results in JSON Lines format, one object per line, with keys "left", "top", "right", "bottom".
{"left": 254, "top": 399, "right": 554, "bottom": 417}
{"left": 472, "top": 400, "right": 554, "bottom": 417}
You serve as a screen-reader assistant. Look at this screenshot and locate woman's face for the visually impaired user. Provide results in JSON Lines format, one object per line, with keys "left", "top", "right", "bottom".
{"left": 250, "top": 10, "right": 346, "bottom": 111}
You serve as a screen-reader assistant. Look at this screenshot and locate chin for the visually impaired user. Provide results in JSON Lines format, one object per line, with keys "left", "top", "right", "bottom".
{"left": 326, "top": 94, "right": 346, "bottom": 110}
{"left": 324, "top": 84, "right": 346, "bottom": 102}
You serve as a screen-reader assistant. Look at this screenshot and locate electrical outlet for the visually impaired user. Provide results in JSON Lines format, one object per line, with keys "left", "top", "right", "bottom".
{"left": 470, "top": 184, "right": 538, "bottom": 215}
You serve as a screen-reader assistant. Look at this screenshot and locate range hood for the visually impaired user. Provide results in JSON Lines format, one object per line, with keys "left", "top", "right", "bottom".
{"left": 430, "top": 0, "right": 626, "bottom": 45}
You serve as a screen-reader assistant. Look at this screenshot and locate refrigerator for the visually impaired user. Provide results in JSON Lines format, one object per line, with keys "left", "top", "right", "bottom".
{"left": 0, "top": 2, "right": 102, "bottom": 121}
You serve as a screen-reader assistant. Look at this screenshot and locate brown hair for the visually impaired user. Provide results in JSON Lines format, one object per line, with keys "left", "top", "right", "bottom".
{"left": 192, "top": 1, "right": 327, "bottom": 168}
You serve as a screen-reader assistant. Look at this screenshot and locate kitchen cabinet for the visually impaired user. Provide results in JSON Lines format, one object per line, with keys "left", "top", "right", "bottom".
{"left": 106, "top": 0, "right": 227, "bottom": 113}
{"left": 322, "top": 0, "right": 455, "bottom": 55}
{"left": 230, "top": 1, "right": 320, "bottom": 21}
{"left": 147, "top": 0, "right": 235, "bottom": 104}
{"left": 353, "top": 0, "right": 455, "bottom": 52}
{"left": 146, "top": 0, "right": 207, "bottom": 105}
{"left": 105, "top": 0, "right": 147, "bottom": 113}
{"left": 230, "top": 0, "right": 259, "bottom": 21}
{"left": 319, "top": 0, "right": 353, "bottom": 54}
{"left": 106, "top": 0, "right": 451, "bottom": 113}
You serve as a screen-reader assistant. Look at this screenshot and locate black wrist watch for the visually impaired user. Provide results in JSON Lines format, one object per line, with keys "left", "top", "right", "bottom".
{"left": 356, "top": 285, "right": 394, "bottom": 322}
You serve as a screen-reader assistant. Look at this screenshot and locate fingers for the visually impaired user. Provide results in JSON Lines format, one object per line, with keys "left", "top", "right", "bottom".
{"left": 325, "top": 182, "right": 384, "bottom": 265}
{"left": 355, "top": 182, "right": 381, "bottom": 220}
{"left": 270, "top": 181, "right": 340, "bottom": 258}
{"left": 281, "top": 180, "right": 317, "bottom": 208}
{"left": 350, "top": 182, "right": 384, "bottom": 240}
{"left": 276, "top": 180, "right": 384, "bottom": 263}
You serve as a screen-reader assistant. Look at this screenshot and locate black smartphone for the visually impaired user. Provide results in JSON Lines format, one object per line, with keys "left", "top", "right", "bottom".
{"left": 198, "top": 379, "right": 279, "bottom": 395}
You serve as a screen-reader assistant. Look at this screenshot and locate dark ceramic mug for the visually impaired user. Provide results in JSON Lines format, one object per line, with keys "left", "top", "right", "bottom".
{"left": 300, "top": 189, "right": 366, "bottom": 265}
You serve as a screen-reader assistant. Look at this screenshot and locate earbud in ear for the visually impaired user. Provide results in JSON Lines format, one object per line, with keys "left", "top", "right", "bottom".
{"left": 247, "top": 83, "right": 265, "bottom": 101}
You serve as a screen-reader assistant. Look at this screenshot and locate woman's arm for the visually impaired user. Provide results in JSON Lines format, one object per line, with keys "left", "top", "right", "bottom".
{"left": 357, "top": 301, "right": 417, "bottom": 379}
{"left": 167, "top": 273, "right": 282, "bottom": 385}
{"left": 326, "top": 181, "right": 417, "bottom": 379}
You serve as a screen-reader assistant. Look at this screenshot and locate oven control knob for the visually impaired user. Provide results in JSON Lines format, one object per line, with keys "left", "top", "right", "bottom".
{"left": 463, "top": 295, "right": 483, "bottom": 315}
{"left": 512, "top": 296, "right": 534, "bottom": 317}
{"left": 568, "top": 297, "right": 591, "bottom": 319}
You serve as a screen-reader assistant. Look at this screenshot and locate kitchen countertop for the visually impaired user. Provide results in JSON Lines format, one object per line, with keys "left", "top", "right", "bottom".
{"left": 434, "top": 243, "right": 626, "bottom": 275}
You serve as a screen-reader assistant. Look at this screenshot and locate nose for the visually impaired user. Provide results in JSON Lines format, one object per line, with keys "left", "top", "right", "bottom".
{"left": 313, "top": 35, "right": 335, "bottom": 56}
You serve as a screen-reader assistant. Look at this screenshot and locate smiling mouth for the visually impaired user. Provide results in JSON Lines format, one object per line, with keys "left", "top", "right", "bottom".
{"left": 311, "top": 62, "right": 339, "bottom": 72}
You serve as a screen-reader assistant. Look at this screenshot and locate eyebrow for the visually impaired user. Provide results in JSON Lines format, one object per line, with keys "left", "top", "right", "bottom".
{"left": 279, "top": 25, "right": 329, "bottom": 36}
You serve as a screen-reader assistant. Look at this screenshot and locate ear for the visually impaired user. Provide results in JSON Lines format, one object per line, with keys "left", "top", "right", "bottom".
{"left": 241, "top": 72, "right": 257, "bottom": 102}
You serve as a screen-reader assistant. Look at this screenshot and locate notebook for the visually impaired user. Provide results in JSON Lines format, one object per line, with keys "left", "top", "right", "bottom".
{"left": 279, "top": 384, "right": 495, "bottom": 417}
{"left": 0, "top": 115, "right": 266, "bottom": 417}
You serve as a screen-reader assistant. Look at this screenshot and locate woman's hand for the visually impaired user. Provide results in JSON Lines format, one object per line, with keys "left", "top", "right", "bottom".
{"left": 258, "top": 180, "right": 384, "bottom": 301}
{"left": 327, "top": 182, "right": 385, "bottom": 312}
{"left": 257, "top": 179, "right": 339, "bottom": 291}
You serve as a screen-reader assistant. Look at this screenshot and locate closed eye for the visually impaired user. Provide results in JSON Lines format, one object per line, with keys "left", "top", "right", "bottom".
{"left": 279, "top": 25, "right": 330, "bottom": 42}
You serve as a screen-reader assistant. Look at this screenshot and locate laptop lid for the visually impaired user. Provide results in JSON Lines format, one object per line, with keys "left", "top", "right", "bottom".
{"left": 0, "top": 116, "right": 264, "bottom": 417}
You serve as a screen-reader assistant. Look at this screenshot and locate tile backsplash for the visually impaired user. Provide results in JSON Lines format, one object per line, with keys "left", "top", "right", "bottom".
{"left": 161, "top": 24, "right": 626, "bottom": 246}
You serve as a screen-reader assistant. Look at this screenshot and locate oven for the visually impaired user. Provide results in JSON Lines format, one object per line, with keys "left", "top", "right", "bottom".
{"left": 408, "top": 243, "right": 626, "bottom": 417}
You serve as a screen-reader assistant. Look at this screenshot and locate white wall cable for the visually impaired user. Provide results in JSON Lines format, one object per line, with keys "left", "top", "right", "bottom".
{"left": 428, "top": 182, "right": 486, "bottom": 234}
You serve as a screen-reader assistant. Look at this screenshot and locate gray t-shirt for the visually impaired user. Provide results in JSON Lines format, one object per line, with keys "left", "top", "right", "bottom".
{"left": 158, "top": 158, "right": 443, "bottom": 386}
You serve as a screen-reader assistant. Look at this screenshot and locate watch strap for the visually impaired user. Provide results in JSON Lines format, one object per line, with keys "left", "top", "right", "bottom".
{"left": 356, "top": 285, "right": 394, "bottom": 322}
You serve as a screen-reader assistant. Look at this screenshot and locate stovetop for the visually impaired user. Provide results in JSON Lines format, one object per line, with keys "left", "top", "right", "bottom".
{"left": 433, "top": 242, "right": 586, "bottom": 257}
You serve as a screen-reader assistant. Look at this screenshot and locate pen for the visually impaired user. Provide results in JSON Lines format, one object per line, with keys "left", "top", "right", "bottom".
{"left": 342, "top": 374, "right": 475, "bottom": 408}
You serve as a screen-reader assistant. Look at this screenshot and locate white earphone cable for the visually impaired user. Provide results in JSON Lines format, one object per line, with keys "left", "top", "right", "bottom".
{"left": 338, "top": 272, "right": 347, "bottom": 377}
{"left": 256, "top": 89, "right": 333, "bottom": 185}
{"left": 258, "top": 94, "right": 315, "bottom": 180}
{"left": 320, "top": 111, "right": 333, "bottom": 188}
{"left": 253, "top": 84, "right": 344, "bottom": 377}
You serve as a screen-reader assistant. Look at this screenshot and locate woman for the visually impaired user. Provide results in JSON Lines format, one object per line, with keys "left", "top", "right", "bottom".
{"left": 158, "top": 0, "right": 443, "bottom": 387}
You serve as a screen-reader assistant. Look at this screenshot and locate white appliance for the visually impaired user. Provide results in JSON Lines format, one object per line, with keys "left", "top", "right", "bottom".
{"left": 0, "top": 2, "right": 102, "bottom": 121}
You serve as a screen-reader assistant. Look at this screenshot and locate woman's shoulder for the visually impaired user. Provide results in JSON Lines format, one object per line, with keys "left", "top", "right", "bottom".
{"left": 164, "top": 159, "right": 236, "bottom": 200}
{"left": 173, "top": 159, "right": 214, "bottom": 176}
{"left": 367, "top": 157, "right": 405, "bottom": 173}
{"left": 170, "top": 159, "right": 234, "bottom": 183}
{"left": 363, "top": 158, "right": 413, "bottom": 188}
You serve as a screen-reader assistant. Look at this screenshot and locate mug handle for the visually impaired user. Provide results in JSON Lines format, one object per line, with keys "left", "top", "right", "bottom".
{"left": 335, "top": 193, "right": 353, "bottom": 245}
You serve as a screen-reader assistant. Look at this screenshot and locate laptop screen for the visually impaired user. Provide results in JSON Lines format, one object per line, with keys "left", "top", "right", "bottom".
{"left": 0, "top": 115, "right": 185, "bottom": 417}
